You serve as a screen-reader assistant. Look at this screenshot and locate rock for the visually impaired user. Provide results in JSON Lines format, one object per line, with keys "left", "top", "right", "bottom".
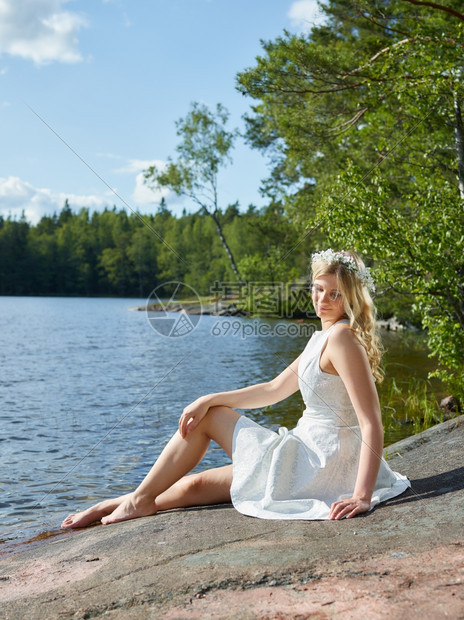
{"left": 440, "top": 395, "right": 461, "bottom": 414}
{"left": 1, "top": 416, "right": 463, "bottom": 619}
{"left": 377, "top": 316, "right": 421, "bottom": 332}
{"left": 377, "top": 316, "right": 406, "bottom": 331}
{"left": 217, "top": 304, "right": 247, "bottom": 317}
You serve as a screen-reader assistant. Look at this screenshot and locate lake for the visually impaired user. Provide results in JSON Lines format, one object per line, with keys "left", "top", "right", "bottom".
{"left": 0, "top": 296, "right": 440, "bottom": 552}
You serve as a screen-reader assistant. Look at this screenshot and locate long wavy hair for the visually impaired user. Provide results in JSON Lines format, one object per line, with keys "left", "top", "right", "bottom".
{"left": 311, "top": 251, "right": 384, "bottom": 382}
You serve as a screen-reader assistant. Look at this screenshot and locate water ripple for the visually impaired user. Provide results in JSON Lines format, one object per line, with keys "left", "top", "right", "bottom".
{"left": 0, "top": 296, "right": 432, "bottom": 551}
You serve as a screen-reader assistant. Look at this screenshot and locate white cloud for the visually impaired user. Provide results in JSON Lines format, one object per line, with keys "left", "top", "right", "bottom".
{"left": 113, "top": 158, "right": 171, "bottom": 207}
{"left": 96, "top": 151, "right": 122, "bottom": 161}
{"left": 133, "top": 171, "right": 171, "bottom": 206}
{"left": 287, "top": 0, "right": 328, "bottom": 32}
{"left": 0, "top": 0, "right": 88, "bottom": 65}
{"left": 114, "top": 158, "right": 164, "bottom": 175}
{"left": 0, "top": 176, "right": 107, "bottom": 224}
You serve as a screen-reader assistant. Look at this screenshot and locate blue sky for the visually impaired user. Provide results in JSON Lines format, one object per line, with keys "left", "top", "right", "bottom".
{"left": 0, "top": 0, "right": 326, "bottom": 223}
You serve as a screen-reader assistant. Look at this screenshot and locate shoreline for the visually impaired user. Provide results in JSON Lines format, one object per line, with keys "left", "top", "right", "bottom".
{"left": 2, "top": 415, "right": 461, "bottom": 562}
{"left": 1, "top": 416, "right": 463, "bottom": 617}
{"left": 140, "top": 301, "right": 414, "bottom": 331}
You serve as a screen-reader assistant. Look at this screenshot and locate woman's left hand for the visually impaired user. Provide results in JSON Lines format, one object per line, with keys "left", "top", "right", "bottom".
{"left": 328, "top": 497, "right": 371, "bottom": 520}
{"left": 178, "top": 398, "right": 210, "bottom": 438}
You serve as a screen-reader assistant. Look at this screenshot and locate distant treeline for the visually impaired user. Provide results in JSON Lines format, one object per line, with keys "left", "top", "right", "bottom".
{"left": 0, "top": 200, "right": 306, "bottom": 297}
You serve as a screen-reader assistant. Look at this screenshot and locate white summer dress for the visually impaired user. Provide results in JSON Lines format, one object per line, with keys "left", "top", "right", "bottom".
{"left": 230, "top": 320, "right": 410, "bottom": 520}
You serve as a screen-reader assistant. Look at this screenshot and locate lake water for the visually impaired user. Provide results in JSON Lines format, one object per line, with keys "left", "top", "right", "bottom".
{"left": 0, "top": 296, "right": 438, "bottom": 552}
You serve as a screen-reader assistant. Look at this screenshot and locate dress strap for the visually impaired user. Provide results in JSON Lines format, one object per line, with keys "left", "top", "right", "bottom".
{"left": 322, "top": 318, "right": 350, "bottom": 336}
{"left": 316, "top": 318, "right": 350, "bottom": 361}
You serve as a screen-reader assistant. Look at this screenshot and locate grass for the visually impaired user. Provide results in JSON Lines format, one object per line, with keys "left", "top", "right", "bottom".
{"left": 379, "top": 376, "right": 449, "bottom": 439}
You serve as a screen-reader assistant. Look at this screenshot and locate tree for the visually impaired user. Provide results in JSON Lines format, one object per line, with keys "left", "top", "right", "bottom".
{"left": 127, "top": 223, "right": 158, "bottom": 297}
{"left": 237, "top": 0, "right": 464, "bottom": 390}
{"left": 322, "top": 165, "right": 464, "bottom": 394}
{"left": 238, "top": 0, "right": 464, "bottom": 213}
{"left": 0, "top": 215, "right": 31, "bottom": 294}
{"left": 144, "top": 102, "right": 242, "bottom": 280}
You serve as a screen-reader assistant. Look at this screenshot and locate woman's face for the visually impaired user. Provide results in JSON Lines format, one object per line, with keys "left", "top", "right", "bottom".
{"left": 311, "top": 273, "right": 345, "bottom": 323}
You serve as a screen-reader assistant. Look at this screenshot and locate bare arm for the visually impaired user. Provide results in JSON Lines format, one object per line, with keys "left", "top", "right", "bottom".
{"left": 325, "top": 327, "right": 384, "bottom": 520}
{"left": 179, "top": 353, "right": 302, "bottom": 437}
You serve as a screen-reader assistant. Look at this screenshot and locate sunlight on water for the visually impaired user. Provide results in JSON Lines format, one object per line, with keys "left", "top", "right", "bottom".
{"left": 0, "top": 297, "right": 438, "bottom": 551}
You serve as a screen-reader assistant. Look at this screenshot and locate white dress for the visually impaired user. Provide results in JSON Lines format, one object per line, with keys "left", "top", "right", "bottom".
{"left": 230, "top": 320, "right": 410, "bottom": 520}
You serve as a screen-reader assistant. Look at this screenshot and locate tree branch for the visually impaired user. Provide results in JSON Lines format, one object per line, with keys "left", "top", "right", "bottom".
{"left": 374, "top": 273, "right": 415, "bottom": 298}
{"left": 361, "top": 12, "right": 412, "bottom": 38}
{"left": 453, "top": 93, "right": 464, "bottom": 199}
{"left": 343, "top": 39, "right": 412, "bottom": 79}
{"left": 401, "top": 0, "right": 464, "bottom": 23}
{"left": 327, "top": 106, "right": 369, "bottom": 134}
{"left": 342, "top": 36, "right": 459, "bottom": 82}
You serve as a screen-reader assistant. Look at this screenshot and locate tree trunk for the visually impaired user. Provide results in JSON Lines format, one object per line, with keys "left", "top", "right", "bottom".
{"left": 209, "top": 210, "right": 242, "bottom": 282}
{"left": 454, "top": 92, "right": 464, "bottom": 200}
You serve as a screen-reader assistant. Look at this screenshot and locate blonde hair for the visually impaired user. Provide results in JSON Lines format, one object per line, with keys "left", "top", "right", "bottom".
{"left": 311, "top": 250, "right": 384, "bottom": 382}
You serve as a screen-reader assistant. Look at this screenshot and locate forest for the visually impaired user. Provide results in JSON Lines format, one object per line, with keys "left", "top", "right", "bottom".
{"left": 0, "top": 199, "right": 304, "bottom": 298}
{"left": 2, "top": 0, "right": 463, "bottom": 395}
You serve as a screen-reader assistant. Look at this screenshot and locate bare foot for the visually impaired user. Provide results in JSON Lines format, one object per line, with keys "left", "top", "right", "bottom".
{"left": 101, "top": 493, "right": 157, "bottom": 525}
{"left": 61, "top": 494, "right": 129, "bottom": 529}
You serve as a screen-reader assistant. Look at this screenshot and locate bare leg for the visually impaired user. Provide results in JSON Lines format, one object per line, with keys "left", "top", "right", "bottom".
{"left": 154, "top": 465, "right": 233, "bottom": 511}
{"left": 61, "top": 409, "right": 238, "bottom": 530}
{"left": 61, "top": 465, "right": 233, "bottom": 529}
{"left": 99, "top": 406, "right": 240, "bottom": 525}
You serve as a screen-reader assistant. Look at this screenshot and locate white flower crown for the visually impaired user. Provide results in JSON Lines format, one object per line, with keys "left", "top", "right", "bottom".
{"left": 311, "top": 249, "right": 375, "bottom": 293}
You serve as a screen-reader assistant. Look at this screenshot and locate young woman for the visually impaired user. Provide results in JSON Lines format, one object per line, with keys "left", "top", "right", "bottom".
{"left": 62, "top": 250, "right": 409, "bottom": 528}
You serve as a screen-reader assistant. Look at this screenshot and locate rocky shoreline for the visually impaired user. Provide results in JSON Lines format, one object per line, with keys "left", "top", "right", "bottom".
{"left": 1, "top": 416, "right": 463, "bottom": 619}
{"left": 142, "top": 301, "right": 249, "bottom": 317}
{"left": 138, "top": 300, "right": 416, "bottom": 330}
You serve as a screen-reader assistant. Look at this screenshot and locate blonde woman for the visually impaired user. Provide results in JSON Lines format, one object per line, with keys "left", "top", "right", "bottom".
{"left": 62, "top": 250, "right": 409, "bottom": 528}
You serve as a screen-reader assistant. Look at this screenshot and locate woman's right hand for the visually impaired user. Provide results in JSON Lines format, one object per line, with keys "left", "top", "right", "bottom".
{"left": 178, "top": 397, "right": 211, "bottom": 438}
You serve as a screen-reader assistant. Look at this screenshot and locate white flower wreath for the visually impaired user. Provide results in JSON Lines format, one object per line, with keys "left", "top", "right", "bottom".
{"left": 311, "top": 249, "right": 375, "bottom": 293}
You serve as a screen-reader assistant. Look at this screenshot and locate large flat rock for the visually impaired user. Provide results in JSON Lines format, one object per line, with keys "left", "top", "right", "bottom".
{"left": 1, "top": 416, "right": 463, "bottom": 619}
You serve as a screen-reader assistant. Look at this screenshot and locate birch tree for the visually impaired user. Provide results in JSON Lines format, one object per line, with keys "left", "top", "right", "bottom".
{"left": 144, "top": 102, "right": 242, "bottom": 281}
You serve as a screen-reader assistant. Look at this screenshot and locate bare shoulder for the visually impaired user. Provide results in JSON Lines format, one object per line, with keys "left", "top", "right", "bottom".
{"left": 326, "top": 323, "right": 372, "bottom": 381}
{"left": 328, "top": 323, "right": 363, "bottom": 353}
{"left": 329, "top": 323, "right": 358, "bottom": 342}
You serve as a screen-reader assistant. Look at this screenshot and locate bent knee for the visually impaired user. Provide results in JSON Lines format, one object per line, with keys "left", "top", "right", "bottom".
{"left": 197, "top": 405, "right": 238, "bottom": 432}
